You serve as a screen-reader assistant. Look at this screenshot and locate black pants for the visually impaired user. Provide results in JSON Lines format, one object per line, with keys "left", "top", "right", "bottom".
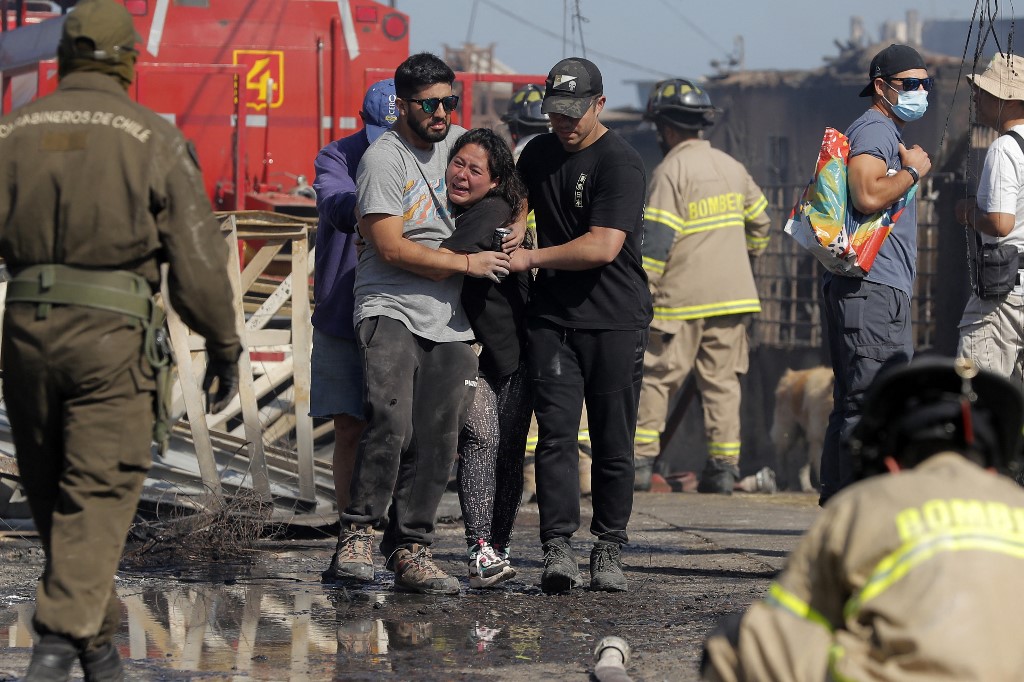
{"left": 820, "top": 277, "right": 913, "bottom": 504}
{"left": 341, "top": 316, "right": 478, "bottom": 558}
{"left": 528, "top": 319, "right": 647, "bottom": 545}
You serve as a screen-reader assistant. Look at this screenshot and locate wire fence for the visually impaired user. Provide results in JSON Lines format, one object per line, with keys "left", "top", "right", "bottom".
{"left": 752, "top": 183, "right": 942, "bottom": 351}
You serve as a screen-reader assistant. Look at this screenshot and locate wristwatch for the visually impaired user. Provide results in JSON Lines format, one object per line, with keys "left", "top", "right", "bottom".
{"left": 903, "top": 165, "right": 920, "bottom": 183}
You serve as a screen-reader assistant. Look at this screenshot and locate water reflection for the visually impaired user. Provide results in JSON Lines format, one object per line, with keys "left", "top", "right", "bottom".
{"left": 0, "top": 582, "right": 544, "bottom": 679}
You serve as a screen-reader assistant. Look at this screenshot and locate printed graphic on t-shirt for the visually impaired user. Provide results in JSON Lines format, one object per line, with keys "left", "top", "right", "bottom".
{"left": 574, "top": 173, "right": 587, "bottom": 208}
{"left": 401, "top": 177, "right": 446, "bottom": 225}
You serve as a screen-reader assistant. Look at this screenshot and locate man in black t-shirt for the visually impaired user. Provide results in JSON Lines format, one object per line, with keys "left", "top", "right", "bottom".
{"left": 509, "top": 57, "right": 652, "bottom": 594}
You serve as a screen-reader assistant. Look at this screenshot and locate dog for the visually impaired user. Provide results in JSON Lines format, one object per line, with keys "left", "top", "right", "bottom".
{"left": 770, "top": 366, "right": 833, "bottom": 492}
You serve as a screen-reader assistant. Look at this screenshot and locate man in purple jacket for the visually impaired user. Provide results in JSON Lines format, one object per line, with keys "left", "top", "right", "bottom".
{"left": 312, "top": 79, "right": 397, "bottom": 571}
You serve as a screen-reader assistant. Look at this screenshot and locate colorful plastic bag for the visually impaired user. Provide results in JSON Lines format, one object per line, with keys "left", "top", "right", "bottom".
{"left": 784, "top": 128, "right": 917, "bottom": 277}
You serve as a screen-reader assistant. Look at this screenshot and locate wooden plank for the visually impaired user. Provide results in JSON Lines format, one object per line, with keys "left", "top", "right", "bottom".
{"left": 290, "top": 234, "right": 315, "bottom": 500}
{"left": 240, "top": 242, "right": 285, "bottom": 292}
{"left": 241, "top": 328, "right": 292, "bottom": 348}
{"left": 246, "top": 276, "right": 293, "bottom": 331}
{"left": 312, "top": 421, "right": 333, "bottom": 441}
{"left": 223, "top": 216, "right": 272, "bottom": 500}
{"left": 244, "top": 247, "right": 316, "bottom": 332}
{"left": 205, "top": 359, "right": 294, "bottom": 430}
{"left": 263, "top": 412, "right": 297, "bottom": 449}
{"left": 164, "top": 290, "right": 222, "bottom": 500}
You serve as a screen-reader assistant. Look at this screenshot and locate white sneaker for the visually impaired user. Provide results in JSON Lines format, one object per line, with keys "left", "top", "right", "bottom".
{"left": 468, "top": 539, "right": 516, "bottom": 588}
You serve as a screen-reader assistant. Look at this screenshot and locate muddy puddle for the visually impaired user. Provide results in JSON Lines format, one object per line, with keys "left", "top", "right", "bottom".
{"left": 0, "top": 495, "right": 820, "bottom": 680}
{"left": 0, "top": 550, "right": 585, "bottom": 680}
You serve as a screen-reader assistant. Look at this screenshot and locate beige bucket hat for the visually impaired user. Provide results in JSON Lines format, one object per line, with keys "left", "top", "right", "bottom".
{"left": 967, "top": 52, "right": 1024, "bottom": 101}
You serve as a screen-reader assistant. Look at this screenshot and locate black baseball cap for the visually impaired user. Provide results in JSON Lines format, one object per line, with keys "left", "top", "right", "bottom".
{"left": 859, "top": 44, "right": 927, "bottom": 97}
{"left": 542, "top": 57, "right": 603, "bottom": 118}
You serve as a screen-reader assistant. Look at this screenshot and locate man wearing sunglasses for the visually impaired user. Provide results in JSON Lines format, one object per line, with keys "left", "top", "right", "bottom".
{"left": 819, "top": 44, "right": 933, "bottom": 506}
{"left": 324, "top": 52, "right": 512, "bottom": 595}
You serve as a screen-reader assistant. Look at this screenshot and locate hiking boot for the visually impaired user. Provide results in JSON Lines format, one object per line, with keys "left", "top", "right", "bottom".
{"left": 634, "top": 456, "right": 655, "bottom": 491}
{"left": 468, "top": 539, "right": 516, "bottom": 589}
{"left": 697, "top": 458, "right": 740, "bottom": 495}
{"left": 25, "top": 635, "right": 78, "bottom": 682}
{"left": 321, "top": 524, "right": 375, "bottom": 583}
{"left": 80, "top": 642, "right": 123, "bottom": 682}
{"left": 541, "top": 537, "right": 584, "bottom": 594}
{"left": 390, "top": 544, "right": 460, "bottom": 595}
{"left": 590, "top": 541, "right": 627, "bottom": 592}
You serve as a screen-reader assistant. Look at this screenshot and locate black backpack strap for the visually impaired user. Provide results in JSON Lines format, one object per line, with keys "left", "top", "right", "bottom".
{"left": 1002, "top": 129, "right": 1024, "bottom": 155}
{"left": 974, "top": 131, "right": 1024, "bottom": 252}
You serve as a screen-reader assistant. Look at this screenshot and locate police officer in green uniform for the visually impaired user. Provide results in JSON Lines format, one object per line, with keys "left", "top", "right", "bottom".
{"left": 0, "top": 1, "right": 241, "bottom": 679}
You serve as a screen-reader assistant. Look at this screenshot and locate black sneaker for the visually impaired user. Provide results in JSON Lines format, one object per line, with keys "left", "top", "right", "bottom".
{"left": 590, "top": 541, "right": 627, "bottom": 592}
{"left": 541, "top": 538, "right": 583, "bottom": 593}
{"left": 634, "top": 456, "right": 655, "bottom": 491}
{"left": 80, "top": 642, "right": 124, "bottom": 682}
{"left": 697, "top": 458, "right": 740, "bottom": 495}
{"left": 25, "top": 635, "right": 78, "bottom": 682}
{"left": 322, "top": 524, "right": 375, "bottom": 583}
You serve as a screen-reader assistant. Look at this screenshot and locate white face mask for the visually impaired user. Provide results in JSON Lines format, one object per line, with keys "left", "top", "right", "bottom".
{"left": 884, "top": 84, "right": 929, "bottom": 122}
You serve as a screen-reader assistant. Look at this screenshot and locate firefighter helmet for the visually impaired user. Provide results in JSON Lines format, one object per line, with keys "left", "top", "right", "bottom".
{"left": 849, "top": 356, "right": 1024, "bottom": 479}
{"left": 644, "top": 78, "right": 719, "bottom": 129}
{"left": 502, "top": 84, "right": 549, "bottom": 126}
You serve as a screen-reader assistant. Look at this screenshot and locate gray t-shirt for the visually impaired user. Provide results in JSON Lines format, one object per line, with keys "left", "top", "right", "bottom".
{"left": 842, "top": 108, "right": 918, "bottom": 297}
{"left": 353, "top": 125, "right": 471, "bottom": 342}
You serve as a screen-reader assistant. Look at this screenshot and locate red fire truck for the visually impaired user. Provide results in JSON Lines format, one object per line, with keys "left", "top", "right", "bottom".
{"left": 1, "top": 1, "right": 546, "bottom": 218}
{"left": 1, "top": 0, "right": 411, "bottom": 216}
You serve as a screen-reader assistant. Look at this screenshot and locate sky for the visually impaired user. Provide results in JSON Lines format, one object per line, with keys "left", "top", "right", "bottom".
{"left": 394, "top": 0, "right": 1009, "bottom": 109}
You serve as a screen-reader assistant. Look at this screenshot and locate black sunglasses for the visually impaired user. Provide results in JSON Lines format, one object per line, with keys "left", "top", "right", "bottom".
{"left": 405, "top": 95, "right": 459, "bottom": 114}
{"left": 885, "top": 76, "right": 934, "bottom": 92}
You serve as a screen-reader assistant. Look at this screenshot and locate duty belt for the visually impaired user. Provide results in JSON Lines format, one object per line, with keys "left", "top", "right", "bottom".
{"left": 5, "top": 264, "right": 152, "bottom": 320}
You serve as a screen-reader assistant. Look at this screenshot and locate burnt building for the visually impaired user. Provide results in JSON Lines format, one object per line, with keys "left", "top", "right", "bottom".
{"left": 624, "top": 41, "right": 992, "bottom": 482}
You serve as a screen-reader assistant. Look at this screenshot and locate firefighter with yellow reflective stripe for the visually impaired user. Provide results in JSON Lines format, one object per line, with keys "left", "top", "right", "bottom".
{"left": 633, "top": 78, "right": 771, "bottom": 493}
{"left": 701, "top": 356, "right": 1024, "bottom": 681}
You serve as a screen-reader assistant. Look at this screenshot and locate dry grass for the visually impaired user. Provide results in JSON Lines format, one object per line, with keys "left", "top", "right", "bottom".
{"left": 123, "top": 488, "right": 275, "bottom": 567}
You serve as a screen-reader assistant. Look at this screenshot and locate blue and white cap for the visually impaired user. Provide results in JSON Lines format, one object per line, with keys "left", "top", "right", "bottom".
{"left": 362, "top": 78, "right": 398, "bottom": 142}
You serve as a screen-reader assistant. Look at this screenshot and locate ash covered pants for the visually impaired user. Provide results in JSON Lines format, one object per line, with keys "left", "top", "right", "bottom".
{"left": 528, "top": 319, "right": 647, "bottom": 545}
{"left": 2, "top": 303, "right": 154, "bottom": 649}
{"left": 820, "top": 276, "right": 912, "bottom": 504}
{"left": 342, "top": 315, "right": 478, "bottom": 559}
{"left": 634, "top": 316, "right": 749, "bottom": 464}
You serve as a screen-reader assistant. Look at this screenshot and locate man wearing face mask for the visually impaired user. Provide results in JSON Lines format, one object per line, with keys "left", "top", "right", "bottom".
{"left": 819, "top": 44, "right": 933, "bottom": 506}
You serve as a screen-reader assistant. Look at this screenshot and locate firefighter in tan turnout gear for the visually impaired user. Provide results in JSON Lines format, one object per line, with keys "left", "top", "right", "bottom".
{"left": 702, "top": 356, "right": 1024, "bottom": 681}
{"left": 633, "top": 79, "right": 770, "bottom": 493}
{"left": 0, "top": 1, "right": 241, "bottom": 679}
